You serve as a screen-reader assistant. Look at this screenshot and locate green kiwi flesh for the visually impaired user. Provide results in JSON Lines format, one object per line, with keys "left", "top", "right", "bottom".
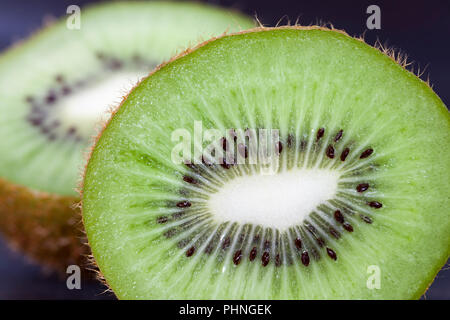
{"left": 0, "top": 1, "right": 253, "bottom": 271}
{"left": 82, "top": 27, "right": 450, "bottom": 299}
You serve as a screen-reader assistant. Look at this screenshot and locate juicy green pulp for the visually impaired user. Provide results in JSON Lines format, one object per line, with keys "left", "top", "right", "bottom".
{"left": 0, "top": 1, "right": 253, "bottom": 195}
{"left": 83, "top": 28, "right": 450, "bottom": 299}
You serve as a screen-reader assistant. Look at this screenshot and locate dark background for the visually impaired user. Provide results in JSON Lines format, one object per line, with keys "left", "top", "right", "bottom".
{"left": 0, "top": 0, "right": 448, "bottom": 300}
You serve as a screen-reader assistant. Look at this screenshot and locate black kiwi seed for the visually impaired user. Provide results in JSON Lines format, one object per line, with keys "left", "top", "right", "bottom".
{"left": 28, "top": 115, "right": 43, "bottom": 127}
{"left": 326, "top": 145, "right": 335, "bottom": 158}
{"left": 329, "top": 227, "right": 340, "bottom": 239}
{"left": 233, "top": 250, "right": 242, "bottom": 265}
{"left": 237, "top": 232, "right": 246, "bottom": 245}
{"left": 340, "top": 147, "right": 350, "bottom": 161}
{"left": 249, "top": 247, "right": 257, "bottom": 261}
{"left": 177, "top": 239, "right": 189, "bottom": 249}
{"left": 300, "top": 140, "right": 307, "bottom": 150}
{"left": 204, "top": 243, "right": 213, "bottom": 255}
{"left": 368, "top": 201, "right": 382, "bottom": 208}
{"left": 294, "top": 238, "right": 302, "bottom": 250}
{"left": 186, "top": 246, "right": 195, "bottom": 257}
{"left": 334, "top": 129, "right": 343, "bottom": 142}
{"left": 220, "top": 137, "right": 228, "bottom": 151}
{"left": 343, "top": 222, "right": 354, "bottom": 232}
{"left": 184, "top": 162, "right": 196, "bottom": 170}
{"left": 360, "top": 215, "right": 373, "bottom": 224}
{"left": 164, "top": 228, "right": 177, "bottom": 238}
{"left": 356, "top": 183, "right": 369, "bottom": 192}
{"left": 305, "top": 223, "right": 317, "bottom": 234}
{"left": 45, "top": 92, "right": 57, "bottom": 104}
{"left": 261, "top": 251, "right": 270, "bottom": 267}
{"left": 62, "top": 86, "right": 71, "bottom": 95}
{"left": 108, "top": 58, "right": 123, "bottom": 70}
{"left": 287, "top": 134, "right": 294, "bottom": 148}
{"left": 316, "top": 128, "right": 325, "bottom": 140}
{"left": 172, "top": 212, "right": 184, "bottom": 220}
{"left": 275, "top": 253, "right": 281, "bottom": 267}
{"left": 67, "top": 127, "right": 77, "bottom": 135}
{"left": 176, "top": 200, "right": 191, "bottom": 208}
{"left": 316, "top": 238, "right": 325, "bottom": 247}
{"left": 301, "top": 252, "right": 310, "bottom": 266}
{"left": 229, "top": 129, "right": 238, "bottom": 142}
{"left": 326, "top": 248, "right": 337, "bottom": 260}
{"left": 222, "top": 237, "right": 231, "bottom": 250}
{"left": 334, "top": 210, "right": 344, "bottom": 223}
{"left": 157, "top": 216, "right": 168, "bottom": 224}
{"left": 183, "top": 175, "right": 197, "bottom": 184}
{"left": 276, "top": 141, "right": 283, "bottom": 154}
{"left": 360, "top": 148, "right": 374, "bottom": 159}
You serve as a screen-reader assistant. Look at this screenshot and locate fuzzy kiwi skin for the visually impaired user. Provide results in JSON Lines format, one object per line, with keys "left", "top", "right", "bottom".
{"left": 0, "top": 178, "right": 88, "bottom": 272}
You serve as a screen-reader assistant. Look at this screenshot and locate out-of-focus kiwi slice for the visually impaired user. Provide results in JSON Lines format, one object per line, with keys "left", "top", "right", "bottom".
{"left": 0, "top": 1, "right": 254, "bottom": 271}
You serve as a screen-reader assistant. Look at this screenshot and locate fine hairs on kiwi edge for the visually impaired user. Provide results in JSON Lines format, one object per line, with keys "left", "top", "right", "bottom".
{"left": 0, "top": 1, "right": 254, "bottom": 272}
{"left": 82, "top": 26, "right": 449, "bottom": 299}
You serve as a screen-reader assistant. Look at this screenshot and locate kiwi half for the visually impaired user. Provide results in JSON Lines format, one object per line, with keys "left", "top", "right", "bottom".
{"left": 0, "top": 1, "right": 253, "bottom": 271}
{"left": 82, "top": 26, "right": 449, "bottom": 299}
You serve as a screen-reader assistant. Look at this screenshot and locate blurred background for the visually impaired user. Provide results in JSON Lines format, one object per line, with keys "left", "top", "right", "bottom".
{"left": 0, "top": 0, "right": 448, "bottom": 299}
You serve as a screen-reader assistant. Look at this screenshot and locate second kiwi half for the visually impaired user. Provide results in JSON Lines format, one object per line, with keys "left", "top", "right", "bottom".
{"left": 0, "top": 1, "right": 254, "bottom": 272}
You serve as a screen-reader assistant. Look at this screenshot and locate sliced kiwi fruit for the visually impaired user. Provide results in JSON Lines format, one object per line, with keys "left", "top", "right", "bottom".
{"left": 0, "top": 1, "right": 254, "bottom": 271}
{"left": 82, "top": 26, "right": 449, "bottom": 299}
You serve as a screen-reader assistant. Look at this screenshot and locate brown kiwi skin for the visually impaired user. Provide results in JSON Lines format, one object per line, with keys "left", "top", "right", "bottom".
{"left": 0, "top": 178, "right": 89, "bottom": 273}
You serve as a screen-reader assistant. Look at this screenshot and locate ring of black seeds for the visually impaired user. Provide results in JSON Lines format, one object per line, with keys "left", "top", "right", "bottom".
{"left": 156, "top": 127, "right": 382, "bottom": 268}
{"left": 25, "top": 53, "right": 156, "bottom": 143}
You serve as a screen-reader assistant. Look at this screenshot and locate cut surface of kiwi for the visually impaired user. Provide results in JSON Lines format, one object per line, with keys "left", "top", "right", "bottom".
{"left": 0, "top": 1, "right": 253, "bottom": 271}
{"left": 82, "top": 27, "right": 449, "bottom": 299}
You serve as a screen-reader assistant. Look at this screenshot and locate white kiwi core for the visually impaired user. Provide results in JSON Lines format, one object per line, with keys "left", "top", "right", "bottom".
{"left": 208, "top": 169, "right": 340, "bottom": 230}
{"left": 56, "top": 71, "right": 145, "bottom": 137}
